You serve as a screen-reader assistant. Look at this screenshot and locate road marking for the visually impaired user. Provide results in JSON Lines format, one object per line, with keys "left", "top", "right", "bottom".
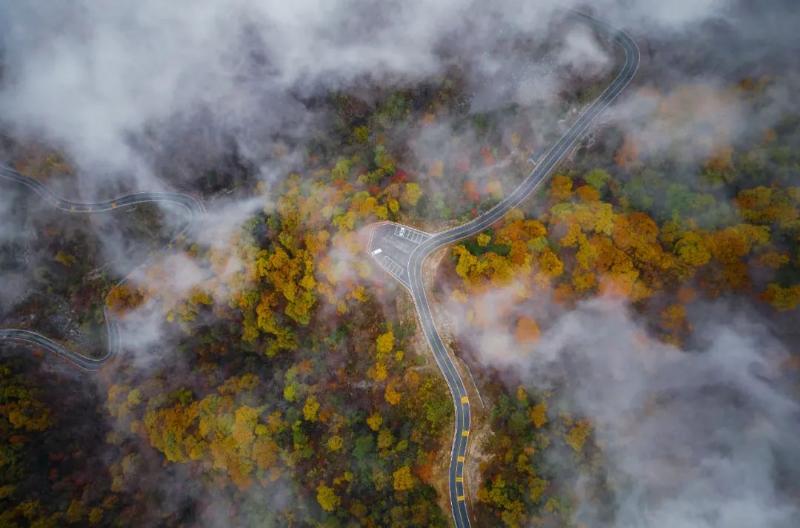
{"left": 0, "top": 163, "right": 204, "bottom": 373}
{"left": 358, "top": 14, "right": 639, "bottom": 528}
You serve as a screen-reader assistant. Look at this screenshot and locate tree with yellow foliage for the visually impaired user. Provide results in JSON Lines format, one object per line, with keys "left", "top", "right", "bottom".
{"left": 384, "top": 381, "right": 401, "bottom": 406}
{"left": 565, "top": 419, "right": 592, "bottom": 453}
{"left": 529, "top": 402, "right": 548, "bottom": 429}
{"left": 303, "top": 395, "right": 320, "bottom": 422}
{"left": 54, "top": 250, "right": 76, "bottom": 267}
{"left": 366, "top": 412, "right": 383, "bottom": 432}
{"left": 401, "top": 182, "right": 423, "bottom": 207}
{"left": 377, "top": 428, "right": 394, "bottom": 451}
{"left": 141, "top": 375, "right": 280, "bottom": 490}
{"left": 376, "top": 330, "right": 395, "bottom": 355}
{"left": 763, "top": 283, "right": 800, "bottom": 311}
{"left": 675, "top": 231, "right": 711, "bottom": 267}
{"left": 0, "top": 365, "right": 53, "bottom": 433}
{"left": 316, "top": 483, "right": 340, "bottom": 512}
{"left": 536, "top": 250, "right": 564, "bottom": 279}
{"left": 327, "top": 435, "right": 343, "bottom": 452}
{"left": 232, "top": 406, "right": 259, "bottom": 449}
{"left": 88, "top": 507, "right": 103, "bottom": 525}
{"left": 368, "top": 361, "right": 388, "bottom": 382}
{"left": 392, "top": 465, "right": 415, "bottom": 492}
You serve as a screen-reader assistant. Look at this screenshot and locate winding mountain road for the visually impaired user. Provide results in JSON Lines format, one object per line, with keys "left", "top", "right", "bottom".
{"left": 0, "top": 164, "right": 203, "bottom": 371}
{"left": 0, "top": 9, "right": 637, "bottom": 526}
{"left": 368, "top": 12, "right": 639, "bottom": 528}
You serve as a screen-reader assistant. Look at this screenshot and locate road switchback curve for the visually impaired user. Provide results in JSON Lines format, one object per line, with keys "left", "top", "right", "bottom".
{"left": 0, "top": 164, "right": 203, "bottom": 371}
{"left": 368, "top": 12, "right": 639, "bottom": 528}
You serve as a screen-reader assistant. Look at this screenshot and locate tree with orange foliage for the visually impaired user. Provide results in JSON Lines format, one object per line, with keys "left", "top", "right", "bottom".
{"left": 141, "top": 375, "right": 281, "bottom": 490}
{"left": 106, "top": 284, "right": 144, "bottom": 315}
{"left": 549, "top": 175, "right": 573, "bottom": 202}
{"left": 614, "top": 135, "right": 639, "bottom": 168}
{"left": 514, "top": 317, "right": 541, "bottom": 344}
{"left": 704, "top": 145, "right": 734, "bottom": 174}
{"left": 576, "top": 184, "right": 601, "bottom": 203}
{"left": 384, "top": 381, "right": 402, "bottom": 406}
{"left": 463, "top": 180, "right": 481, "bottom": 203}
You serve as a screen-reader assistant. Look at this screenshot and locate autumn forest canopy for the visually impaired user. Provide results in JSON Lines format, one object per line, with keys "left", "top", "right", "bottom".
{"left": 1, "top": 1, "right": 800, "bottom": 528}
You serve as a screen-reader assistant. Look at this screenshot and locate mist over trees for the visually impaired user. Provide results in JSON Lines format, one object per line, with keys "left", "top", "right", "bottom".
{"left": 1, "top": 1, "right": 799, "bottom": 527}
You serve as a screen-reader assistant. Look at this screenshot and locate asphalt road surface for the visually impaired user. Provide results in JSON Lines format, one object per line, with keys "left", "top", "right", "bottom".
{"left": 0, "top": 10, "right": 637, "bottom": 525}
{"left": 0, "top": 164, "right": 203, "bottom": 371}
{"left": 368, "top": 12, "right": 639, "bottom": 528}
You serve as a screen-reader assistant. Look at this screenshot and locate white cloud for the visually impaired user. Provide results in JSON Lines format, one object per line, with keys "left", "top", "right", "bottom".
{"left": 0, "top": 0, "right": 742, "bottom": 183}
{"left": 454, "top": 292, "right": 800, "bottom": 527}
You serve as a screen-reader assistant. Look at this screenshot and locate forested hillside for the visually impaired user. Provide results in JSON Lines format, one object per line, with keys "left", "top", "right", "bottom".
{"left": 1, "top": 6, "right": 799, "bottom": 527}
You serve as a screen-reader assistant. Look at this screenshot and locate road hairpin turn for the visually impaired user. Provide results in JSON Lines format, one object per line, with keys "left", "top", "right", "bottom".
{"left": 0, "top": 164, "right": 203, "bottom": 371}
{"left": 367, "top": 12, "right": 639, "bottom": 528}
{"left": 0, "top": 10, "right": 637, "bottom": 526}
